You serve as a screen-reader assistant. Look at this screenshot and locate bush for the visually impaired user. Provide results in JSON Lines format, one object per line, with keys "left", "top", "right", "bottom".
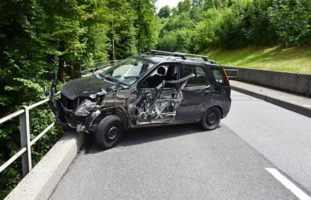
{"left": 269, "top": 0, "right": 311, "bottom": 46}
{"left": 157, "top": 0, "right": 311, "bottom": 52}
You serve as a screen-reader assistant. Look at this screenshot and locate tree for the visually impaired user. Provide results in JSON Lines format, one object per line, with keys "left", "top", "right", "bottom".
{"left": 0, "top": 1, "right": 64, "bottom": 197}
{"left": 177, "top": 0, "right": 191, "bottom": 13}
{"left": 269, "top": 0, "right": 311, "bottom": 46}
{"left": 39, "top": 0, "right": 95, "bottom": 81}
{"left": 0, "top": 0, "right": 161, "bottom": 197}
{"left": 106, "top": 0, "right": 137, "bottom": 60}
{"left": 131, "top": 0, "right": 159, "bottom": 53}
{"left": 158, "top": 5, "right": 171, "bottom": 18}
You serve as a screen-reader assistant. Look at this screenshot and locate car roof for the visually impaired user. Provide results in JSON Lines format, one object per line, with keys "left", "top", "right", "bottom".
{"left": 138, "top": 50, "right": 219, "bottom": 67}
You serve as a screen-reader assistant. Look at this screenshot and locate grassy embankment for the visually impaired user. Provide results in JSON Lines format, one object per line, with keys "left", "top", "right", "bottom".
{"left": 206, "top": 46, "right": 311, "bottom": 74}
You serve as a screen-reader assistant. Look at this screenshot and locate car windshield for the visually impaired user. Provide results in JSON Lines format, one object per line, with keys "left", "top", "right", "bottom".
{"left": 99, "top": 58, "right": 154, "bottom": 85}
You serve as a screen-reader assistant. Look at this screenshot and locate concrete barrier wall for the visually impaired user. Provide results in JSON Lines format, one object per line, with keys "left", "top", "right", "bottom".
{"left": 5, "top": 132, "right": 85, "bottom": 200}
{"left": 222, "top": 66, "right": 311, "bottom": 96}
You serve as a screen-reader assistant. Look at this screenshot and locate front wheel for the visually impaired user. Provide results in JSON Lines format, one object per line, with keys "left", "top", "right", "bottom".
{"left": 95, "top": 115, "right": 124, "bottom": 149}
{"left": 200, "top": 107, "right": 221, "bottom": 131}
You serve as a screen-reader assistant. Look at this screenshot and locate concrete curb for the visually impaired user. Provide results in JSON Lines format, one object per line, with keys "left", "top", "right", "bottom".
{"left": 231, "top": 86, "right": 311, "bottom": 118}
{"left": 5, "top": 132, "right": 85, "bottom": 200}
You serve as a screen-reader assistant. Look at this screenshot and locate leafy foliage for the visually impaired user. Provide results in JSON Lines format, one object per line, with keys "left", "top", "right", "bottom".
{"left": 269, "top": 0, "right": 311, "bottom": 46}
{"left": 158, "top": 6, "right": 171, "bottom": 18}
{"left": 157, "top": 0, "right": 311, "bottom": 52}
{"left": 0, "top": 0, "right": 158, "bottom": 198}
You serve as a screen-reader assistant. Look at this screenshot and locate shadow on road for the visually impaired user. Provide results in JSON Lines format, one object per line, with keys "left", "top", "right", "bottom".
{"left": 81, "top": 123, "right": 220, "bottom": 154}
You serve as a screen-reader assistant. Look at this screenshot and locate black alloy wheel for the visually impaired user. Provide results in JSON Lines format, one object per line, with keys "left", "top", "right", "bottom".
{"left": 95, "top": 115, "right": 124, "bottom": 149}
{"left": 200, "top": 107, "right": 221, "bottom": 131}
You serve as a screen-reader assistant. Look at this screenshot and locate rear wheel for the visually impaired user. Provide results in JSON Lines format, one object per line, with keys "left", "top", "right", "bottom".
{"left": 200, "top": 107, "right": 221, "bottom": 131}
{"left": 95, "top": 115, "right": 124, "bottom": 149}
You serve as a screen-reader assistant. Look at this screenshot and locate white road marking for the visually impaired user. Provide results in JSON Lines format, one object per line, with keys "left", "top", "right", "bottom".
{"left": 105, "top": 147, "right": 124, "bottom": 153}
{"left": 266, "top": 168, "right": 311, "bottom": 200}
{"left": 302, "top": 104, "right": 311, "bottom": 108}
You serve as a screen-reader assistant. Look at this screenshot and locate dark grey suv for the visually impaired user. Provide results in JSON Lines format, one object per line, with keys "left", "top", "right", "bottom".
{"left": 49, "top": 50, "right": 231, "bottom": 149}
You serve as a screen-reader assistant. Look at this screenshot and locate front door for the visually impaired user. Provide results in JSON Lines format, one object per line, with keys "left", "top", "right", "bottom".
{"left": 134, "top": 63, "right": 194, "bottom": 125}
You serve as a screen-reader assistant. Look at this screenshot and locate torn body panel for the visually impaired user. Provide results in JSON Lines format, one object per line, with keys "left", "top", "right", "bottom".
{"left": 132, "top": 88, "right": 183, "bottom": 124}
{"left": 125, "top": 74, "right": 193, "bottom": 125}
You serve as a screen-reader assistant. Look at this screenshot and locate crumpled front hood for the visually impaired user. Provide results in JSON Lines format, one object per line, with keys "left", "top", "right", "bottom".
{"left": 61, "top": 75, "right": 115, "bottom": 100}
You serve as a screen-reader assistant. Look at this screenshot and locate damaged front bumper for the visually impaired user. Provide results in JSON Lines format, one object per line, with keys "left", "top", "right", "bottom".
{"left": 48, "top": 93, "right": 99, "bottom": 133}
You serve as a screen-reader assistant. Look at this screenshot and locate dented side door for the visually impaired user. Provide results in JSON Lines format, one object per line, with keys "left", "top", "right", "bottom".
{"left": 176, "top": 64, "right": 212, "bottom": 122}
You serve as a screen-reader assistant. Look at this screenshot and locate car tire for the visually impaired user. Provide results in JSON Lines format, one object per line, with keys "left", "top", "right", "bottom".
{"left": 200, "top": 107, "right": 221, "bottom": 131}
{"left": 95, "top": 115, "right": 124, "bottom": 149}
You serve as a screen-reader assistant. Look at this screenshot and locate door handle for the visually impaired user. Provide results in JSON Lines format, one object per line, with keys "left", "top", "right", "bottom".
{"left": 212, "top": 90, "right": 221, "bottom": 94}
{"left": 204, "top": 85, "right": 211, "bottom": 94}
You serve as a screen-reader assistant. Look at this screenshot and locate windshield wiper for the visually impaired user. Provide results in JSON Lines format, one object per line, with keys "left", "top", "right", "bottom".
{"left": 99, "top": 74, "right": 130, "bottom": 86}
{"left": 103, "top": 75, "right": 117, "bottom": 82}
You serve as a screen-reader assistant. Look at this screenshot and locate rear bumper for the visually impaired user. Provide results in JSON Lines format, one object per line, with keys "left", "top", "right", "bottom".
{"left": 221, "top": 98, "right": 231, "bottom": 118}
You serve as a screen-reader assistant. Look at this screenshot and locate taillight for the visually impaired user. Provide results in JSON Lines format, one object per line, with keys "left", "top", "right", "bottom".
{"left": 222, "top": 68, "right": 230, "bottom": 86}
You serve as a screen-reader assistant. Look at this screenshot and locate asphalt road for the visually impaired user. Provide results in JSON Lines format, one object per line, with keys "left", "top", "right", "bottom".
{"left": 49, "top": 91, "right": 311, "bottom": 200}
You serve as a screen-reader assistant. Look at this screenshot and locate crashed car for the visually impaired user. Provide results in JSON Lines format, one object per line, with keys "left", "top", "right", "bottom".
{"left": 48, "top": 50, "right": 231, "bottom": 149}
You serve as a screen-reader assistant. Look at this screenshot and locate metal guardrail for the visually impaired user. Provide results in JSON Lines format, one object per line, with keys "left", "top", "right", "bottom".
{"left": 0, "top": 97, "right": 57, "bottom": 177}
{"left": 223, "top": 69, "right": 239, "bottom": 72}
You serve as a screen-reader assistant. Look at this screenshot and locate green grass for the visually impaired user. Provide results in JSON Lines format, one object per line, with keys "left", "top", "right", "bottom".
{"left": 205, "top": 46, "right": 311, "bottom": 74}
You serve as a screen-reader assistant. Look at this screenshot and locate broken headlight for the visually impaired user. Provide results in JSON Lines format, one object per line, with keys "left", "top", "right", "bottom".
{"left": 89, "top": 89, "right": 107, "bottom": 100}
{"left": 128, "top": 93, "right": 137, "bottom": 103}
{"left": 75, "top": 99, "right": 97, "bottom": 116}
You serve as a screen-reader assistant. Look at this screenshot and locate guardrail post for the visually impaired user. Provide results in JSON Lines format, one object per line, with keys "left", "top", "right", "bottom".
{"left": 19, "top": 106, "right": 32, "bottom": 176}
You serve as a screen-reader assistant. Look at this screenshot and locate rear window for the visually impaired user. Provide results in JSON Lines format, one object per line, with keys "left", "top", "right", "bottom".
{"left": 211, "top": 68, "right": 228, "bottom": 85}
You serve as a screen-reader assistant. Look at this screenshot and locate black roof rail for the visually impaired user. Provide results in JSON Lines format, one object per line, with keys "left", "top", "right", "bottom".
{"left": 149, "top": 50, "right": 186, "bottom": 59}
{"left": 182, "top": 52, "right": 209, "bottom": 62}
{"left": 149, "top": 50, "right": 213, "bottom": 63}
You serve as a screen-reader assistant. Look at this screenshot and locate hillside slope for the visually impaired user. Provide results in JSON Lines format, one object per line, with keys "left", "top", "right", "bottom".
{"left": 206, "top": 46, "right": 311, "bottom": 74}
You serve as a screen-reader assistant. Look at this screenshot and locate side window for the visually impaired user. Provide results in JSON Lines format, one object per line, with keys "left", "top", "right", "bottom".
{"left": 140, "top": 64, "right": 179, "bottom": 88}
{"left": 211, "top": 68, "right": 226, "bottom": 85}
{"left": 181, "top": 64, "right": 208, "bottom": 87}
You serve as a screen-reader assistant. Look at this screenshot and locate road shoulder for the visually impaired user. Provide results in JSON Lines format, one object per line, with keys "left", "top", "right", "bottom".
{"left": 230, "top": 80, "right": 311, "bottom": 117}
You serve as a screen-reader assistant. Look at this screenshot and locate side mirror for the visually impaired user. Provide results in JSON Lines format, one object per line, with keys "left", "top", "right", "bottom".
{"left": 204, "top": 84, "right": 211, "bottom": 89}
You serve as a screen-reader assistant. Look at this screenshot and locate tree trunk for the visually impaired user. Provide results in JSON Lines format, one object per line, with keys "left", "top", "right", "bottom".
{"left": 58, "top": 40, "right": 65, "bottom": 82}
{"left": 111, "top": 20, "right": 116, "bottom": 61}
{"left": 58, "top": 55, "right": 64, "bottom": 82}
{"left": 69, "top": 63, "right": 75, "bottom": 79}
